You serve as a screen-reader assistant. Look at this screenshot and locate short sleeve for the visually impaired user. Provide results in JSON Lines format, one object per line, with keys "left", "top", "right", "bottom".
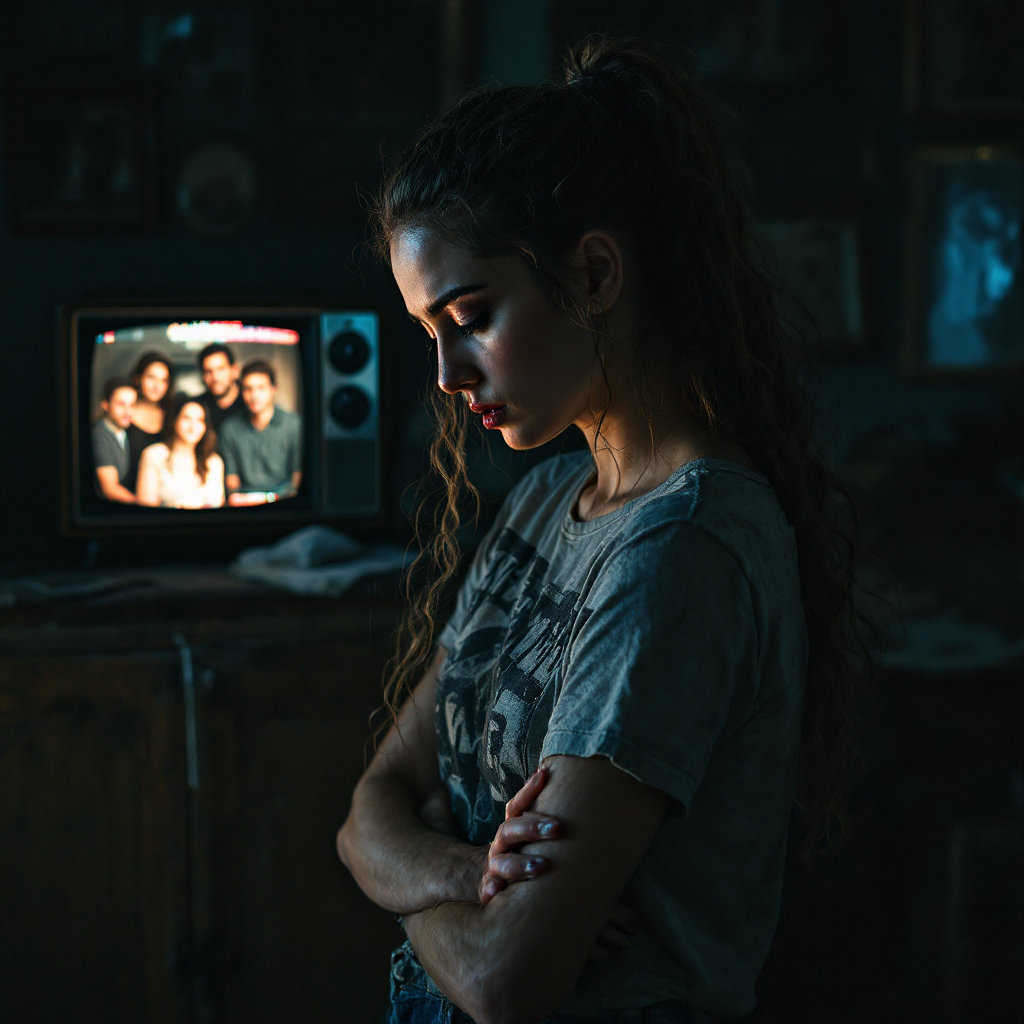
{"left": 540, "top": 521, "right": 758, "bottom": 812}
{"left": 92, "top": 427, "right": 120, "bottom": 470}
{"left": 288, "top": 415, "right": 303, "bottom": 474}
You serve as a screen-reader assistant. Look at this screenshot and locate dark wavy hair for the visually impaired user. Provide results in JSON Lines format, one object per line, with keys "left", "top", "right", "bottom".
{"left": 131, "top": 351, "right": 174, "bottom": 418}
{"left": 373, "top": 35, "right": 869, "bottom": 853}
{"left": 163, "top": 393, "right": 218, "bottom": 484}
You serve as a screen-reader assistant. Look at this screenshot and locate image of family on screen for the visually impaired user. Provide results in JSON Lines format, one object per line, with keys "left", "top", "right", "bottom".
{"left": 92, "top": 343, "right": 303, "bottom": 508}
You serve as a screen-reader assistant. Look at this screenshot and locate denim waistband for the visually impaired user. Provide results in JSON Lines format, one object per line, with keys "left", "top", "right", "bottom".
{"left": 389, "top": 941, "right": 706, "bottom": 1024}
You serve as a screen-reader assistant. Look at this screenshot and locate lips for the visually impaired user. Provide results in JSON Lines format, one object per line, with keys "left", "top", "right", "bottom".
{"left": 469, "top": 402, "right": 507, "bottom": 430}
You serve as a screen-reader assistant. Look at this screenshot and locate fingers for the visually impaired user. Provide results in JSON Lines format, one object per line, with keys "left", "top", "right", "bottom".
{"left": 505, "top": 766, "right": 550, "bottom": 820}
{"left": 487, "top": 852, "right": 549, "bottom": 884}
{"left": 489, "top": 811, "right": 561, "bottom": 855}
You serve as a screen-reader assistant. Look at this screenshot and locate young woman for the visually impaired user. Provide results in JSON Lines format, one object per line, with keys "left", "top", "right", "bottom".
{"left": 126, "top": 352, "right": 173, "bottom": 490}
{"left": 337, "top": 36, "right": 863, "bottom": 1024}
{"left": 135, "top": 394, "right": 224, "bottom": 509}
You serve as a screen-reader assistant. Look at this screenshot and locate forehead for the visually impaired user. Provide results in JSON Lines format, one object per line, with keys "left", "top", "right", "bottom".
{"left": 391, "top": 227, "right": 482, "bottom": 312}
{"left": 243, "top": 372, "right": 273, "bottom": 385}
{"left": 180, "top": 401, "right": 205, "bottom": 416}
{"left": 143, "top": 361, "right": 169, "bottom": 375}
{"left": 110, "top": 386, "right": 136, "bottom": 401}
{"left": 204, "top": 352, "right": 231, "bottom": 368}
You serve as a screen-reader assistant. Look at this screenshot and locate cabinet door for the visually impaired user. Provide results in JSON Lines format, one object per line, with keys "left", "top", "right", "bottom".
{"left": 187, "top": 633, "right": 404, "bottom": 1024}
{"left": 0, "top": 652, "right": 191, "bottom": 1024}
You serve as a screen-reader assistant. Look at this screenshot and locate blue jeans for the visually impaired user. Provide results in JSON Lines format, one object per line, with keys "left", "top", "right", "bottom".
{"left": 386, "top": 941, "right": 701, "bottom": 1024}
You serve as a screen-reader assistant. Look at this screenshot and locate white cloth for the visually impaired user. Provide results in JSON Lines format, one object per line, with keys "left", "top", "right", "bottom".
{"left": 137, "top": 443, "right": 225, "bottom": 508}
{"left": 230, "top": 525, "right": 409, "bottom": 596}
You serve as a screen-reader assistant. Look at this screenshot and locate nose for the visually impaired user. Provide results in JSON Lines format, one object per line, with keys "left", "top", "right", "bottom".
{"left": 436, "top": 336, "right": 480, "bottom": 396}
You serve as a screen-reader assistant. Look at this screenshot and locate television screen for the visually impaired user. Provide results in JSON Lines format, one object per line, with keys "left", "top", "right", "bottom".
{"left": 63, "top": 303, "right": 382, "bottom": 535}
{"left": 89, "top": 319, "right": 305, "bottom": 510}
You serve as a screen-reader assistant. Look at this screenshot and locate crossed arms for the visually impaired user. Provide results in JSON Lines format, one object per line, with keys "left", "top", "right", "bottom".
{"left": 336, "top": 647, "right": 669, "bottom": 1024}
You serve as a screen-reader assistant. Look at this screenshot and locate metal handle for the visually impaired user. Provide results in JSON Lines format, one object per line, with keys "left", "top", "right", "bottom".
{"left": 173, "top": 635, "right": 199, "bottom": 790}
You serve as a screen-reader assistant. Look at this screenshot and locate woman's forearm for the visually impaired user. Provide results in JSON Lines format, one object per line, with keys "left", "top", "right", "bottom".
{"left": 337, "top": 770, "right": 484, "bottom": 915}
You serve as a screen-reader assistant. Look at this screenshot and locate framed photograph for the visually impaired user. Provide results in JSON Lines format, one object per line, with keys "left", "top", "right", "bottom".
{"left": 4, "top": 78, "right": 157, "bottom": 232}
{"left": 903, "top": 145, "right": 1023, "bottom": 379}
{"left": 905, "top": 0, "right": 1024, "bottom": 117}
{"left": 757, "top": 215, "right": 867, "bottom": 358}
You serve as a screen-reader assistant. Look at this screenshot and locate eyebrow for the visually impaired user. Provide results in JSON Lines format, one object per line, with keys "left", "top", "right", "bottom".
{"left": 423, "top": 284, "right": 486, "bottom": 318}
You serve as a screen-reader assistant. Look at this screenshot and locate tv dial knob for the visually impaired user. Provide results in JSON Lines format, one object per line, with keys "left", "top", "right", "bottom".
{"left": 330, "top": 385, "right": 371, "bottom": 428}
{"left": 328, "top": 330, "right": 370, "bottom": 374}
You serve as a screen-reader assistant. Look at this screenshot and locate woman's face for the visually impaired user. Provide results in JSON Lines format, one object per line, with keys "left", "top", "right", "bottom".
{"left": 391, "top": 227, "right": 598, "bottom": 450}
{"left": 140, "top": 362, "right": 170, "bottom": 404}
{"left": 175, "top": 402, "right": 207, "bottom": 449}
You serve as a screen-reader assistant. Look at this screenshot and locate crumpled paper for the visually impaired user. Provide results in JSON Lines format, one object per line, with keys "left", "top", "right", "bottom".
{"left": 230, "top": 525, "right": 410, "bottom": 597}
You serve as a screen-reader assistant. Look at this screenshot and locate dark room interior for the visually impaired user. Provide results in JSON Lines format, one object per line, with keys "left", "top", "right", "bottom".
{"left": 0, "top": 1, "right": 1021, "bottom": 1022}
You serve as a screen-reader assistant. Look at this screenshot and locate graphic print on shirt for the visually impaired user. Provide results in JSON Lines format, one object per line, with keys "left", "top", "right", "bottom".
{"left": 436, "top": 526, "right": 585, "bottom": 845}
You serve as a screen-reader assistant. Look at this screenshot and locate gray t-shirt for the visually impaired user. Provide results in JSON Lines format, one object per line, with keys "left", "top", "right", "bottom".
{"left": 436, "top": 453, "right": 808, "bottom": 1019}
{"left": 92, "top": 418, "right": 130, "bottom": 485}
{"left": 218, "top": 406, "right": 302, "bottom": 493}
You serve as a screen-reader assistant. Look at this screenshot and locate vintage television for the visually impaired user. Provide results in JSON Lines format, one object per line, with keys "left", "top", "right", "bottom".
{"left": 60, "top": 302, "right": 383, "bottom": 535}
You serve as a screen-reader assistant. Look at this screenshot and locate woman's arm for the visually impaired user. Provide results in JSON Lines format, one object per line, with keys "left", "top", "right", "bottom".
{"left": 337, "top": 648, "right": 485, "bottom": 912}
{"left": 134, "top": 450, "right": 159, "bottom": 506}
{"left": 402, "top": 752, "right": 669, "bottom": 1024}
{"left": 338, "top": 649, "right": 562, "bottom": 914}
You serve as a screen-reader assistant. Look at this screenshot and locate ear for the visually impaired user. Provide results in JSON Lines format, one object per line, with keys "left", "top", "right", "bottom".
{"left": 575, "top": 231, "right": 624, "bottom": 315}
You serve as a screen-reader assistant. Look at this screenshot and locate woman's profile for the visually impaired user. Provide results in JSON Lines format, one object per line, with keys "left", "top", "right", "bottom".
{"left": 135, "top": 394, "right": 224, "bottom": 509}
{"left": 338, "top": 35, "right": 865, "bottom": 1024}
{"left": 126, "top": 351, "right": 173, "bottom": 489}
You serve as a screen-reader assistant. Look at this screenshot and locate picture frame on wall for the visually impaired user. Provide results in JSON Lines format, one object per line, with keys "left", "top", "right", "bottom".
{"left": 905, "top": 0, "right": 1024, "bottom": 117}
{"left": 4, "top": 78, "right": 158, "bottom": 232}
{"left": 757, "top": 214, "right": 868, "bottom": 359}
{"left": 903, "top": 145, "right": 1023, "bottom": 380}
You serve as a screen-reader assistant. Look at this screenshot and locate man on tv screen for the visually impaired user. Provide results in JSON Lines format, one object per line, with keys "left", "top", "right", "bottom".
{"left": 198, "top": 342, "right": 244, "bottom": 430}
{"left": 92, "top": 377, "right": 138, "bottom": 504}
{"left": 220, "top": 360, "right": 302, "bottom": 505}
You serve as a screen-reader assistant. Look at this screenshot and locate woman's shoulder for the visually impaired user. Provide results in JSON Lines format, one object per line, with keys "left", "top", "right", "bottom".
{"left": 504, "top": 451, "right": 591, "bottom": 510}
{"left": 138, "top": 442, "right": 170, "bottom": 465}
{"left": 625, "top": 459, "right": 798, "bottom": 589}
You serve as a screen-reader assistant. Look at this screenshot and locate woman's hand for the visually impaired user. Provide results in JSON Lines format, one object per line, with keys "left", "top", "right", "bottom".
{"left": 479, "top": 765, "right": 643, "bottom": 959}
{"left": 479, "top": 767, "right": 563, "bottom": 904}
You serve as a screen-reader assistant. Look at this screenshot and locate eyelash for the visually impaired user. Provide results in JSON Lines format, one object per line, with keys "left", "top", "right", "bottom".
{"left": 456, "top": 311, "right": 491, "bottom": 337}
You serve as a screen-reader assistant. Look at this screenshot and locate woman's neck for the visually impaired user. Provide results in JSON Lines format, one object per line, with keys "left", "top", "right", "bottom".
{"left": 170, "top": 439, "right": 195, "bottom": 461}
{"left": 574, "top": 397, "right": 755, "bottom": 521}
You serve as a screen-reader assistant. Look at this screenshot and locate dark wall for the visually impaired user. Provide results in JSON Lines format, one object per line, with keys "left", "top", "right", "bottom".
{"left": 0, "top": 0, "right": 1020, "bottom": 578}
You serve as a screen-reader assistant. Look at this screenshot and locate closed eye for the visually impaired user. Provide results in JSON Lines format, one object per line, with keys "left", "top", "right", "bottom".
{"left": 456, "top": 311, "right": 491, "bottom": 338}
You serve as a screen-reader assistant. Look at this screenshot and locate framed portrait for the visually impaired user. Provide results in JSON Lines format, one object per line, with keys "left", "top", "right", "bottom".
{"left": 4, "top": 78, "right": 157, "bottom": 232}
{"left": 757, "top": 215, "right": 867, "bottom": 358}
{"left": 905, "top": 0, "right": 1024, "bottom": 117}
{"left": 903, "top": 145, "right": 1023, "bottom": 379}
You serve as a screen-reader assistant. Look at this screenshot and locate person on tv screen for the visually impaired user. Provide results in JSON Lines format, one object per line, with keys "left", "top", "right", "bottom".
{"left": 220, "top": 360, "right": 302, "bottom": 505}
{"left": 135, "top": 394, "right": 225, "bottom": 509}
{"left": 198, "top": 342, "right": 244, "bottom": 430}
{"left": 92, "top": 377, "right": 138, "bottom": 504}
{"left": 126, "top": 351, "right": 173, "bottom": 490}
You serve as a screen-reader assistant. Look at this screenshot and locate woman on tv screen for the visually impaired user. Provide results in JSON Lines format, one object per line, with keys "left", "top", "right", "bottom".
{"left": 135, "top": 394, "right": 224, "bottom": 509}
{"left": 126, "top": 351, "right": 173, "bottom": 490}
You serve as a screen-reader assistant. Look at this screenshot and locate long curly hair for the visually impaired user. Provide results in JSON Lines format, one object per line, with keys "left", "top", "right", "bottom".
{"left": 373, "top": 35, "right": 869, "bottom": 854}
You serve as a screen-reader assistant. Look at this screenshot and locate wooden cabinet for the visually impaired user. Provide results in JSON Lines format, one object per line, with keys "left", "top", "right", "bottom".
{"left": 0, "top": 570, "right": 404, "bottom": 1024}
